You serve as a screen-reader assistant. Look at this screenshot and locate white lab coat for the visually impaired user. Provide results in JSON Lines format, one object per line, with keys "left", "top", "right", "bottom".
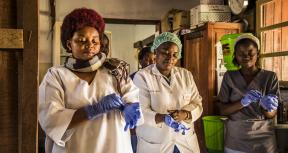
{"left": 38, "top": 65, "right": 143, "bottom": 153}
{"left": 133, "top": 64, "right": 203, "bottom": 153}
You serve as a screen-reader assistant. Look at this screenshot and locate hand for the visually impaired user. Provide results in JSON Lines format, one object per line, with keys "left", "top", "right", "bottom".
{"left": 241, "top": 90, "right": 262, "bottom": 107}
{"left": 168, "top": 110, "right": 190, "bottom": 122}
{"left": 260, "top": 94, "right": 278, "bottom": 112}
{"left": 155, "top": 113, "right": 166, "bottom": 124}
{"left": 164, "top": 115, "right": 190, "bottom": 135}
{"left": 123, "top": 103, "right": 141, "bottom": 131}
{"left": 84, "top": 93, "right": 124, "bottom": 120}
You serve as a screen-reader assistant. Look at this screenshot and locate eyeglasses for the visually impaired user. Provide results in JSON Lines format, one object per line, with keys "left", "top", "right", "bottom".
{"left": 157, "top": 49, "right": 179, "bottom": 59}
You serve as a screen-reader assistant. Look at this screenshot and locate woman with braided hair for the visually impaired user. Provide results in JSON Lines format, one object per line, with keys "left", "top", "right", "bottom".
{"left": 38, "top": 8, "right": 143, "bottom": 153}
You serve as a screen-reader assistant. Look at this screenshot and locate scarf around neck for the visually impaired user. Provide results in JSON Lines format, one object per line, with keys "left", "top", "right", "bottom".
{"left": 64, "top": 52, "right": 106, "bottom": 72}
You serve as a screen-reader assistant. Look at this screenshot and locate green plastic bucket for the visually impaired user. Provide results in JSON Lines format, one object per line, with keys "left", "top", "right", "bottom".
{"left": 202, "top": 116, "right": 226, "bottom": 153}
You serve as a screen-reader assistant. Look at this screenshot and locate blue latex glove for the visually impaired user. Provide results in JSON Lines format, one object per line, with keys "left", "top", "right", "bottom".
{"left": 123, "top": 103, "right": 141, "bottom": 131}
{"left": 164, "top": 115, "right": 190, "bottom": 135}
{"left": 241, "top": 90, "right": 262, "bottom": 107}
{"left": 260, "top": 94, "right": 278, "bottom": 112}
{"left": 84, "top": 93, "right": 124, "bottom": 120}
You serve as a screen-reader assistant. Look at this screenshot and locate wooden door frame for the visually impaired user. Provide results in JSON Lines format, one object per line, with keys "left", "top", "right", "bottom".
{"left": 17, "top": 0, "right": 39, "bottom": 152}
{"left": 0, "top": 0, "right": 38, "bottom": 152}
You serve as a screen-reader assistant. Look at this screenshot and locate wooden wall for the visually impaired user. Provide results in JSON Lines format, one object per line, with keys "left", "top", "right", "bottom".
{"left": 0, "top": 0, "right": 17, "bottom": 28}
{"left": 184, "top": 22, "right": 242, "bottom": 116}
{"left": 183, "top": 22, "right": 242, "bottom": 152}
{"left": 261, "top": 0, "right": 288, "bottom": 81}
{"left": 0, "top": 0, "right": 19, "bottom": 152}
{"left": 0, "top": 0, "right": 38, "bottom": 152}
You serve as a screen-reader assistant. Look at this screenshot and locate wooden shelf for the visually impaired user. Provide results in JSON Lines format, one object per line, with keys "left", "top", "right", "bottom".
{"left": 183, "top": 22, "right": 242, "bottom": 115}
{"left": 274, "top": 124, "right": 288, "bottom": 129}
{"left": 183, "top": 22, "right": 242, "bottom": 152}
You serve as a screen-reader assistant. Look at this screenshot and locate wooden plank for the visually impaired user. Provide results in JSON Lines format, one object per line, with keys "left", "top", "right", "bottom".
{"left": 142, "top": 34, "right": 155, "bottom": 46}
{"left": 17, "top": 0, "right": 24, "bottom": 152}
{"left": 0, "top": 0, "right": 19, "bottom": 153}
{"left": 0, "top": 51, "right": 19, "bottom": 153}
{"left": 283, "top": 0, "right": 288, "bottom": 22}
{"left": 260, "top": 0, "right": 274, "bottom": 5}
{"left": 0, "top": 29, "right": 23, "bottom": 49}
{"left": 211, "top": 22, "right": 242, "bottom": 29}
{"left": 259, "top": 21, "right": 288, "bottom": 32}
{"left": 279, "top": 81, "right": 288, "bottom": 88}
{"left": 133, "top": 34, "right": 155, "bottom": 48}
{"left": 0, "top": 0, "right": 17, "bottom": 28}
{"left": 18, "top": 0, "right": 39, "bottom": 152}
{"left": 274, "top": 0, "right": 281, "bottom": 24}
{"left": 260, "top": 51, "right": 288, "bottom": 57}
{"left": 256, "top": 0, "right": 261, "bottom": 37}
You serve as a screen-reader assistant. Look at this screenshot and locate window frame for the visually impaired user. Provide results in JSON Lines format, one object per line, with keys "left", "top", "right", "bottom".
{"left": 256, "top": 0, "right": 288, "bottom": 87}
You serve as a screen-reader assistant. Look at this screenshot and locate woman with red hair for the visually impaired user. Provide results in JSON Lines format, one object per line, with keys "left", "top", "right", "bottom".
{"left": 38, "top": 8, "right": 143, "bottom": 153}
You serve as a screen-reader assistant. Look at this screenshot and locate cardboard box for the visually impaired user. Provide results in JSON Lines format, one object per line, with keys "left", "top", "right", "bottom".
{"left": 161, "top": 9, "right": 190, "bottom": 32}
{"left": 173, "top": 11, "right": 190, "bottom": 30}
{"left": 190, "top": 5, "right": 231, "bottom": 27}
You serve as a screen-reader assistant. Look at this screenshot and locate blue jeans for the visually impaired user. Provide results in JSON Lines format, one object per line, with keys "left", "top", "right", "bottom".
{"left": 173, "top": 145, "right": 180, "bottom": 153}
{"left": 131, "top": 135, "right": 137, "bottom": 153}
{"left": 131, "top": 137, "right": 179, "bottom": 153}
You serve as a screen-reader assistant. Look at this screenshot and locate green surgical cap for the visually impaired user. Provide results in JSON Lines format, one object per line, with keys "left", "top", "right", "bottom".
{"left": 151, "top": 32, "right": 182, "bottom": 59}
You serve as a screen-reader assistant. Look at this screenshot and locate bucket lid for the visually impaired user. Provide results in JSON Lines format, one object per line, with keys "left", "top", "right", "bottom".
{"left": 202, "top": 116, "right": 227, "bottom": 121}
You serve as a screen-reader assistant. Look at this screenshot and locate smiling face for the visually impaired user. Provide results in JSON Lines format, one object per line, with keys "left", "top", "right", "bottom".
{"left": 67, "top": 26, "right": 101, "bottom": 60}
{"left": 155, "top": 42, "right": 179, "bottom": 74}
{"left": 234, "top": 41, "right": 258, "bottom": 69}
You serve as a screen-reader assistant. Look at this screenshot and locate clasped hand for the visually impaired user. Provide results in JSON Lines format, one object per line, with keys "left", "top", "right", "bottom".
{"left": 241, "top": 90, "right": 262, "bottom": 107}
{"left": 84, "top": 93, "right": 141, "bottom": 131}
{"left": 164, "top": 115, "right": 190, "bottom": 135}
{"left": 259, "top": 94, "right": 278, "bottom": 112}
{"left": 168, "top": 110, "right": 189, "bottom": 122}
{"left": 84, "top": 93, "right": 124, "bottom": 120}
{"left": 122, "top": 103, "right": 141, "bottom": 131}
{"left": 241, "top": 90, "right": 278, "bottom": 112}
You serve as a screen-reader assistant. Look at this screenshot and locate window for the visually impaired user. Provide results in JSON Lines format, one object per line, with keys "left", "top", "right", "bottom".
{"left": 257, "top": 0, "right": 288, "bottom": 87}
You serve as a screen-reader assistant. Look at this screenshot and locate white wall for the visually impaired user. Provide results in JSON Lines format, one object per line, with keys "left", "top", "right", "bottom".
{"left": 106, "top": 24, "right": 155, "bottom": 74}
{"left": 39, "top": 0, "right": 199, "bottom": 79}
{"left": 39, "top": 0, "right": 53, "bottom": 80}
{"left": 39, "top": 0, "right": 52, "bottom": 63}
{"left": 56, "top": 0, "right": 198, "bottom": 21}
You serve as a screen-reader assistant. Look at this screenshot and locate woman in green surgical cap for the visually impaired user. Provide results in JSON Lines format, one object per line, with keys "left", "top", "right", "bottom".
{"left": 133, "top": 32, "right": 203, "bottom": 153}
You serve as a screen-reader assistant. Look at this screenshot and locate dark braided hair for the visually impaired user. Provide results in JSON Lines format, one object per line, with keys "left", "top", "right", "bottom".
{"left": 61, "top": 8, "right": 105, "bottom": 52}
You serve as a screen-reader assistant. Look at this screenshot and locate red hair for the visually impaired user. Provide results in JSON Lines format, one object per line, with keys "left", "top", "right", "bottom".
{"left": 61, "top": 8, "right": 105, "bottom": 52}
